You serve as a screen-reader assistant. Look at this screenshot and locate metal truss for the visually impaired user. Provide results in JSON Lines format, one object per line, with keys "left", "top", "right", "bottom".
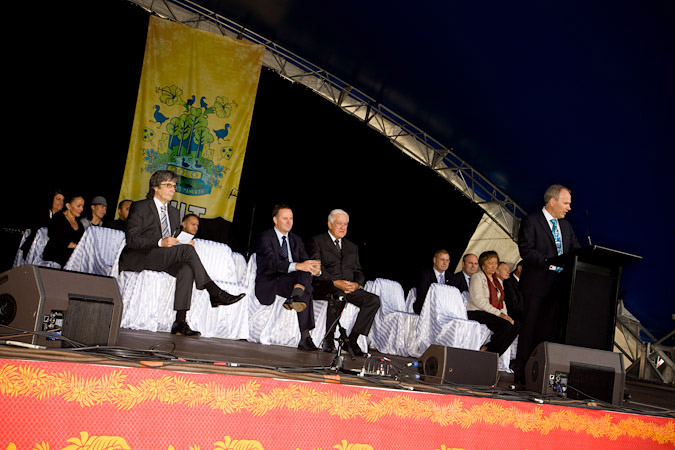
{"left": 127, "top": 0, "right": 526, "bottom": 239}
{"left": 615, "top": 305, "right": 674, "bottom": 385}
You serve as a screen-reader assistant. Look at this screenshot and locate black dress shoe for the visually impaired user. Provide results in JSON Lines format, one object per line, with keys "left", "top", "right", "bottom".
{"left": 210, "top": 290, "right": 246, "bottom": 307}
{"left": 283, "top": 296, "right": 307, "bottom": 312}
{"left": 170, "top": 321, "right": 201, "bottom": 337}
{"left": 348, "top": 339, "right": 364, "bottom": 357}
{"left": 322, "top": 339, "right": 336, "bottom": 353}
{"left": 298, "top": 336, "right": 319, "bottom": 351}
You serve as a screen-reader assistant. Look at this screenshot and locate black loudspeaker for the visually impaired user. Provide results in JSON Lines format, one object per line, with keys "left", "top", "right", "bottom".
{"left": 0, "top": 265, "right": 123, "bottom": 348}
{"left": 525, "top": 341, "right": 625, "bottom": 405}
{"left": 420, "top": 345, "right": 499, "bottom": 386}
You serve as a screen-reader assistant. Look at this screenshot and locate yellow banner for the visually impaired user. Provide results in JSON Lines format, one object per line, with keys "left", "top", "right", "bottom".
{"left": 119, "top": 16, "right": 264, "bottom": 221}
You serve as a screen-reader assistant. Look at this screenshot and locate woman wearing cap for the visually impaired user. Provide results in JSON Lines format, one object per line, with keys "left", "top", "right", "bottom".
{"left": 81, "top": 196, "right": 108, "bottom": 229}
{"left": 42, "top": 194, "right": 86, "bottom": 267}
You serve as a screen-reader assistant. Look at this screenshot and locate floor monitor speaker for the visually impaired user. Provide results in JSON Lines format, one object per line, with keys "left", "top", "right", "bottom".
{"left": 0, "top": 265, "right": 123, "bottom": 347}
{"left": 525, "top": 341, "right": 625, "bottom": 405}
{"left": 420, "top": 344, "right": 499, "bottom": 386}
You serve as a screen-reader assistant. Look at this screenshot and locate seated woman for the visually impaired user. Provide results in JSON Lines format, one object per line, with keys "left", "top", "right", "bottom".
{"left": 42, "top": 194, "right": 85, "bottom": 267}
{"left": 467, "top": 250, "right": 519, "bottom": 356}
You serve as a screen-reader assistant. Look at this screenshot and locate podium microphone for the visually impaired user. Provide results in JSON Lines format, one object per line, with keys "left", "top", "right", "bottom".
{"left": 584, "top": 210, "right": 593, "bottom": 246}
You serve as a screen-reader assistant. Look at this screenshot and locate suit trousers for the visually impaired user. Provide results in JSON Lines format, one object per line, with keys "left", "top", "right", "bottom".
{"left": 120, "top": 244, "right": 211, "bottom": 311}
{"left": 273, "top": 271, "right": 315, "bottom": 332}
{"left": 467, "top": 310, "right": 520, "bottom": 356}
{"left": 313, "top": 284, "right": 380, "bottom": 337}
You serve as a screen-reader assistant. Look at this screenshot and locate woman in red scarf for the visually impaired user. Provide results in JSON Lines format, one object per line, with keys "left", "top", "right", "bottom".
{"left": 466, "top": 250, "right": 520, "bottom": 356}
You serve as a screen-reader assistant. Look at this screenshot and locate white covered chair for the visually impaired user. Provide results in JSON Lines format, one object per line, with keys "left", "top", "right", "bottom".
{"left": 64, "top": 226, "right": 126, "bottom": 275}
{"left": 408, "top": 283, "right": 489, "bottom": 358}
{"left": 364, "top": 278, "right": 416, "bottom": 357}
{"left": 12, "top": 229, "right": 31, "bottom": 268}
{"left": 117, "top": 239, "right": 248, "bottom": 339}
{"left": 23, "top": 227, "right": 61, "bottom": 269}
{"left": 246, "top": 254, "right": 301, "bottom": 347}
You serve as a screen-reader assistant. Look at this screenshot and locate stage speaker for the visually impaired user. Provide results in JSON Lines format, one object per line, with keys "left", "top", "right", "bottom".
{"left": 525, "top": 341, "right": 625, "bottom": 405}
{"left": 0, "top": 265, "right": 123, "bottom": 348}
{"left": 419, "top": 345, "right": 499, "bottom": 386}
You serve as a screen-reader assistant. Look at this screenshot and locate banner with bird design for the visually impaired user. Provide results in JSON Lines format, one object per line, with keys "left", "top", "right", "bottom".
{"left": 118, "top": 16, "right": 264, "bottom": 221}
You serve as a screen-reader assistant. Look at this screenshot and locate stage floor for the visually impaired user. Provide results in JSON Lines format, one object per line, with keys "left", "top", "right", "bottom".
{"left": 1, "top": 327, "right": 673, "bottom": 418}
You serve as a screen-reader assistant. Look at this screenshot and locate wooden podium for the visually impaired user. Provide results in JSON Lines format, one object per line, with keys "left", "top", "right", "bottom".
{"left": 548, "top": 245, "right": 641, "bottom": 351}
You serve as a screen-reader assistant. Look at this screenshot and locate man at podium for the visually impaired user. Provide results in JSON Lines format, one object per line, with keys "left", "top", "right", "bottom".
{"left": 514, "top": 184, "right": 581, "bottom": 383}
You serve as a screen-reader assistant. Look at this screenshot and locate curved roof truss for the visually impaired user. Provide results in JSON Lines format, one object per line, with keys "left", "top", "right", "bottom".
{"left": 128, "top": 0, "right": 526, "bottom": 238}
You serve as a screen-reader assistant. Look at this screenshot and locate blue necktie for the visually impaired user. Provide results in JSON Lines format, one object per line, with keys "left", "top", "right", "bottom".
{"left": 281, "top": 235, "right": 289, "bottom": 260}
{"left": 438, "top": 273, "right": 444, "bottom": 284}
{"left": 551, "top": 218, "right": 563, "bottom": 256}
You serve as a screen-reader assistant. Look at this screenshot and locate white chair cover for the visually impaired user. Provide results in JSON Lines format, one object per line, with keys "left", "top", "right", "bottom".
{"left": 232, "top": 252, "right": 248, "bottom": 285}
{"left": 24, "top": 227, "right": 60, "bottom": 269}
{"left": 246, "top": 254, "right": 300, "bottom": 347}
{"left": 117, "top": 239, "right": 248, "bottom": 339}
{"left": 408, "top": 283, "right": 489, "bottom": 358}
{"left": 12, "top": 229, "right": 31, "bottom": 268}
{"left": 64, "top": 226, "right": 126, "bottom": 275}
{"left": 365, "top": 278, "right": 416, "bottom": 356}
{"left": 405, "top": 287, "right": 417, "bottom": 313}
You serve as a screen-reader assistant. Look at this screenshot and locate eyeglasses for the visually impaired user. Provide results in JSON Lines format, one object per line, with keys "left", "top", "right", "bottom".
{"left": 160, "top": 182, "right": 177, "bottom": 189}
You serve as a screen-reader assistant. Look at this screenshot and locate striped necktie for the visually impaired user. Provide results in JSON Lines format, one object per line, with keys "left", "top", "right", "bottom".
{"left": 550, "top": 218, "right": 563, "bottom": 256}
{"left": 160, "top": 205, "right": 171, "bottom": 238}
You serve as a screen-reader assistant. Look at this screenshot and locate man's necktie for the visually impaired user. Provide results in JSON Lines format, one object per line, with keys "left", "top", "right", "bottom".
{"left": 335, "top": 239, "right": 341, "bottom": 252}
{"left": 438, "top": 273, "right": 444, "bottom": 284}
{"left": 281, "top": 235, "right": 288, "bottom": 259}
{"left": 160, "top": 205, "right": 171, "bottom": 238}
{"left": 551, "top": 218, "right": 563, "bottom": 256}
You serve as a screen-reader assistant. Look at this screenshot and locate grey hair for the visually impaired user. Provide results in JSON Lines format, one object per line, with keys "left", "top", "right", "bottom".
{"left": 543, "top": 184, "right": 570, "bottom": 204}
{"left": 328, "top": 208, "right": 349, "bottom": 224}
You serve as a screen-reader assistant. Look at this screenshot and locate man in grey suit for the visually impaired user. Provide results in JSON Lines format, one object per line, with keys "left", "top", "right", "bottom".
{"left": 514, "top": 184, "right": 581, "bottom": 382}
{"left": 309, "top": 209, "right": 380, "bottom": 356}
{"left": 119, "top": 170, "right": 244, "bottom": 337}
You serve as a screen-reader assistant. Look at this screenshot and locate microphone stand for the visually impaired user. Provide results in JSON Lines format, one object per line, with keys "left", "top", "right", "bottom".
{"left": 321, "top": 295, "right": 355, "bottom": 371}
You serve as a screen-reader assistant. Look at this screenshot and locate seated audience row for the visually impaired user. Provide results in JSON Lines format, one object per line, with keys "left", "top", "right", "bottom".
{"left": 416, "top": 248, "right": 523, "bottom": 357}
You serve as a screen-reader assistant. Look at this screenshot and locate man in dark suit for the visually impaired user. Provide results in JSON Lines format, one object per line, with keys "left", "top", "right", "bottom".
{"left": 502, "top": 260, "right": 524, "bottom": 322}
{"left": 254, "top": 205, "right": 321, "bottom": 351}
{"left": 514, "top": 184, "right": 581, "bottom": 382}
{"left": 119, "top": 170, "right": 245, "bottom": 337}
{"left": 413, "top": 249, "right": 453, "bottom": 314}
{"left": 447, "top": 253, "right": 479, "bottom": 293}
{"left": 308, "top": 209, "right": 380, "bottom": 356}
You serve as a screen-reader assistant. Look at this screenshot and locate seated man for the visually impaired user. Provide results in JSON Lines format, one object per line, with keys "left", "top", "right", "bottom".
{"left": 448, "top": 253, "right": 478, "bottom": 293}
{"left": 309, "top": 209, "right": 380, "bottom": 356}
{"left": 181, "top": 213, "right": 199, "bottom": 236}
{"left": 413, "top": 249, "right": 453, "bottom": 314}
{"left": 254, "top": 205, "right": 321, "bottom": 351}
{"left": 118, "top": 170, "right": 245, "bottom": 337}
{"left": 502, "top": 260, "right": 524, "bottom": 323}
{"left": 109, "top": 199, "right": 132, "bottom": 232}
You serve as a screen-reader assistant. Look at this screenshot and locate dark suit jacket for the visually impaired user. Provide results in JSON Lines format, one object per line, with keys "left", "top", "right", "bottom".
{"left": 448, "top": 271, "right": 470, "bottom": 293}
{"left": 518, "top": 210, "right": 580, "bottom": 297}
{"left": 502, "top": 276, "right": 524, "bottom": 321}
{"left": 119, "top": 198, "right": 180, "bottom": 271}
{"left": 255, "top": 228, "right": 311, "bottom": 305}
{"left": 414, "top": 267, "right": 453, "bottom": 314}
{"left": 308, "top": 232, "right": 365, "bottom": 292}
